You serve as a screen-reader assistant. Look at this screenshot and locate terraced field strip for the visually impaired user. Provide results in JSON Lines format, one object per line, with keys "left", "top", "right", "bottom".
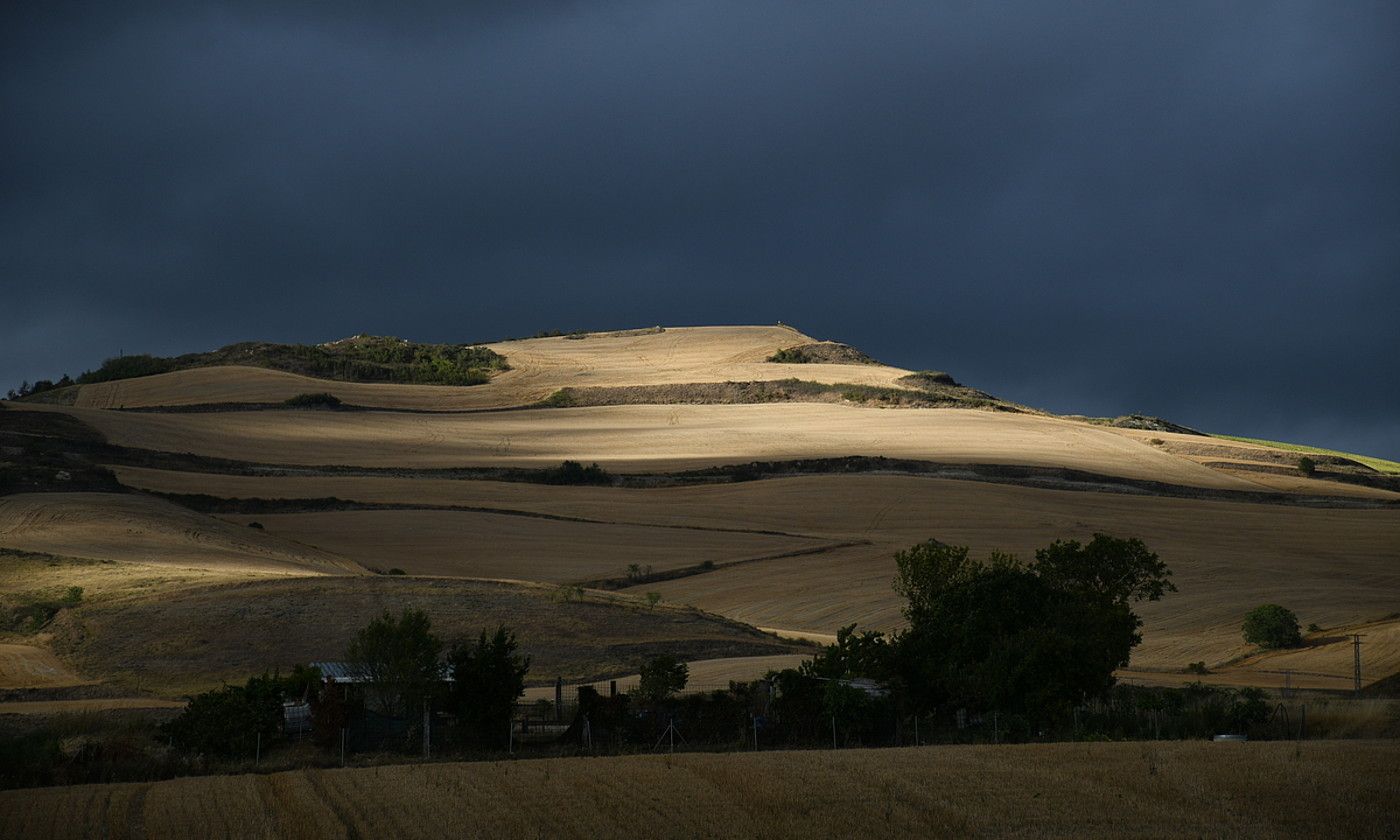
{"left": 0, "top": 492, "right": 361, "bottom": 575}
{"left": 222, "top": 509, "right": 829, "bottom": 582}
{"left": 65, "top": 403, "right": 1266, "bottom": 490}
{"left": 3, "top": 740, "right": 1397, "bottom": 838}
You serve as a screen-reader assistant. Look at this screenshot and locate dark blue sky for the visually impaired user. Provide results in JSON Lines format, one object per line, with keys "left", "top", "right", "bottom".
{"left": 4, "top": 2, "right": 1398, "bottom": 458}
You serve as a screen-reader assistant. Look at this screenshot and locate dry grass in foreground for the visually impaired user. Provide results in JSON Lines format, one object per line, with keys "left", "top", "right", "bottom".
{"left": 2, "top": 740, "right": 1396, "bottom": 839}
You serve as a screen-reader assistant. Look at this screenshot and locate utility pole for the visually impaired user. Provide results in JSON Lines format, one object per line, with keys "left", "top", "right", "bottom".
{"left": 1353, "top": 634, "right": 1364, "bottom": 694}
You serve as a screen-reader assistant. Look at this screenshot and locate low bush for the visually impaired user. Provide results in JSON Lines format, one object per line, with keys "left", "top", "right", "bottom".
{"left": 540, "top": 389, "right": 576, "bottom": 408}
{"left": 538, "top": 460, "right": 612, "bottom": 486}
{"left": 283, "top": 392, "right": 343, "bottom": 408}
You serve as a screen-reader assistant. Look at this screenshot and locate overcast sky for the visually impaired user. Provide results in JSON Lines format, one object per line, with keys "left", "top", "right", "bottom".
{"left": 3, "top": 2, "right": 1397, "bottom": 458}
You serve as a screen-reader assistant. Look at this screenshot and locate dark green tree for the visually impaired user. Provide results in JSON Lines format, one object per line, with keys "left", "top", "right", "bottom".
{"left": 1031, "top": 534, "right": 1176, "bottom": 605}
{"left": 346, "top": 609, "right": 443, "bottom": 718}
{"left": 1242, "top": 604, "right": 1302, "bottom": 649}
{"left": 636, "top": 655, "right": 689, "bottom": 702}
{"left": 892, "top": 540, "right": 1015, "bottom": 623}
{"left": 163, "top": 674, "right": 285, "bottom": 757}
{"left": 446, "top": 625, "right": 531, "bottom": 748}
{"left": 890, "top": 535, "right": 1173, "bottom": 721}
{"left": 800, "top": 624, "right": 894, "bottom": 682}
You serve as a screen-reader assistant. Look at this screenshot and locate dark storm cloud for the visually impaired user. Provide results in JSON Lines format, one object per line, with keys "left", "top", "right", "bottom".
{"left": 3, "top": 2, "right": 1397, "bottom": 456}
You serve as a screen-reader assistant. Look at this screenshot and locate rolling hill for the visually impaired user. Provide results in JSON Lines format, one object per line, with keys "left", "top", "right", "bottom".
{"left": 2, "top": 324, "right": 1398, "bottom": 699}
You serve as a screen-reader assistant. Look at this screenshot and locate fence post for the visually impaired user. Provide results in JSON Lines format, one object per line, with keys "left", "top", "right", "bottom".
{"left": 423, "top": 700, "right": 430, "bottom": 760}
{"left": 256, "top": 731, "right": 261, "bottom": 766}
{"left": 555, "top": 677, "right": 564, "bottom": 723}
{"left": 340, "top": 727, "right": 346, "bottom": 767}
{"left": 832, "top": 716, "right": 837, "bottom": 749}
{"left": 914, "top": 716, "right": 919, "bottom": 747}
{"left": 610, "top": 680, "right": 617, "bottom": 698}
{"left": 1299, "top": 704, "right": 1306, "bottom": 741}
{"left": 993, "top": 711, "right": 999, "bottom": 744}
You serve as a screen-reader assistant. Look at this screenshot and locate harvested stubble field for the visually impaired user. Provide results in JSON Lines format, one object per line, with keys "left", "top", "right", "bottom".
{"left": 110, "top": 469, "right": 1400, "bottom": 680}
{"left": 2, "top": 740, "right": 1396, "bottom": 839}
{"left": 52, "top": 402, "right": 1270, "bottom": 489}
{"left": 0, "top": 493, "right": 361, "bottom": 576}
{"left": 218, "top": 509, "right": 826, "bottom": 582}
{"left": 44, "top": 576, "right": 797, "bottom": 696}
{"left": 70, "top": 325, "right": 920, "bottom": 412}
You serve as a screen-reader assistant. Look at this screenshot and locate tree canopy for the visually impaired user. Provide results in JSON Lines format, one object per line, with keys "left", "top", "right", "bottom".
{"left": 843, "top": 534, "right": 1175, "bottom": 721}
{"left": 446, "top": 625, "right": 530, "bottom": 748}
{"left": 637, "top": 655, "right": 689, "bottom": 702}
{"left": 346, "top": 608, "right": 443, "bottom": 718}
{"left": 1242, "top": 604, "right": 1302, "bottom": 649}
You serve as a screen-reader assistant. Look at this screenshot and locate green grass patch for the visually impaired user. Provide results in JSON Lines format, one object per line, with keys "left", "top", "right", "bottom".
{"left": 1212, "top": 435, "right": 1400, "bottom": 475}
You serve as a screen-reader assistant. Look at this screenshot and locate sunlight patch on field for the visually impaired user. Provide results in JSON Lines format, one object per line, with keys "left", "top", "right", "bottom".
{"left": 70, "top": 403, "right": 1268, "bottom": 491}
{"left": 71, "top": 326, "right": 922, "bottom": 411}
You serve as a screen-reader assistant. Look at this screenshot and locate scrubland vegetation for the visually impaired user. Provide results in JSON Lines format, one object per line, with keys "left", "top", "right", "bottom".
{"left": 22, "top": 335, "right": 509, "bottom": 393}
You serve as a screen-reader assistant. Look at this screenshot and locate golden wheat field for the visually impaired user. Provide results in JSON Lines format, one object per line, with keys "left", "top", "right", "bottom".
{"left": 53, "top": 402, "right": 1273, "bottom": 487}
{"left": 2, "top": 740, "right": 1397, "bottom": 839}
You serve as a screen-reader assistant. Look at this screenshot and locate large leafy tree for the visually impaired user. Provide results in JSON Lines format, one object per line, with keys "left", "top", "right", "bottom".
{"left": 1242, "top": 604, "right": 1302, "bottom": 649}
{"left": 446, "top": 625, "right": 531, "bottom": 748}
{"left": 163, "top": 674, "right": 286, "bottom": 757}
{"left": 1031, "top": 534, "right": 1176, "bottom": 605}
{"left": 882, "top": 534, "right": 1173, "bottom": 720}
{"left": 636, "top": 655, "right": 689, "bottom": 703}
{"left": 346, "top": 609, "right": 443, "bottom": 718}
